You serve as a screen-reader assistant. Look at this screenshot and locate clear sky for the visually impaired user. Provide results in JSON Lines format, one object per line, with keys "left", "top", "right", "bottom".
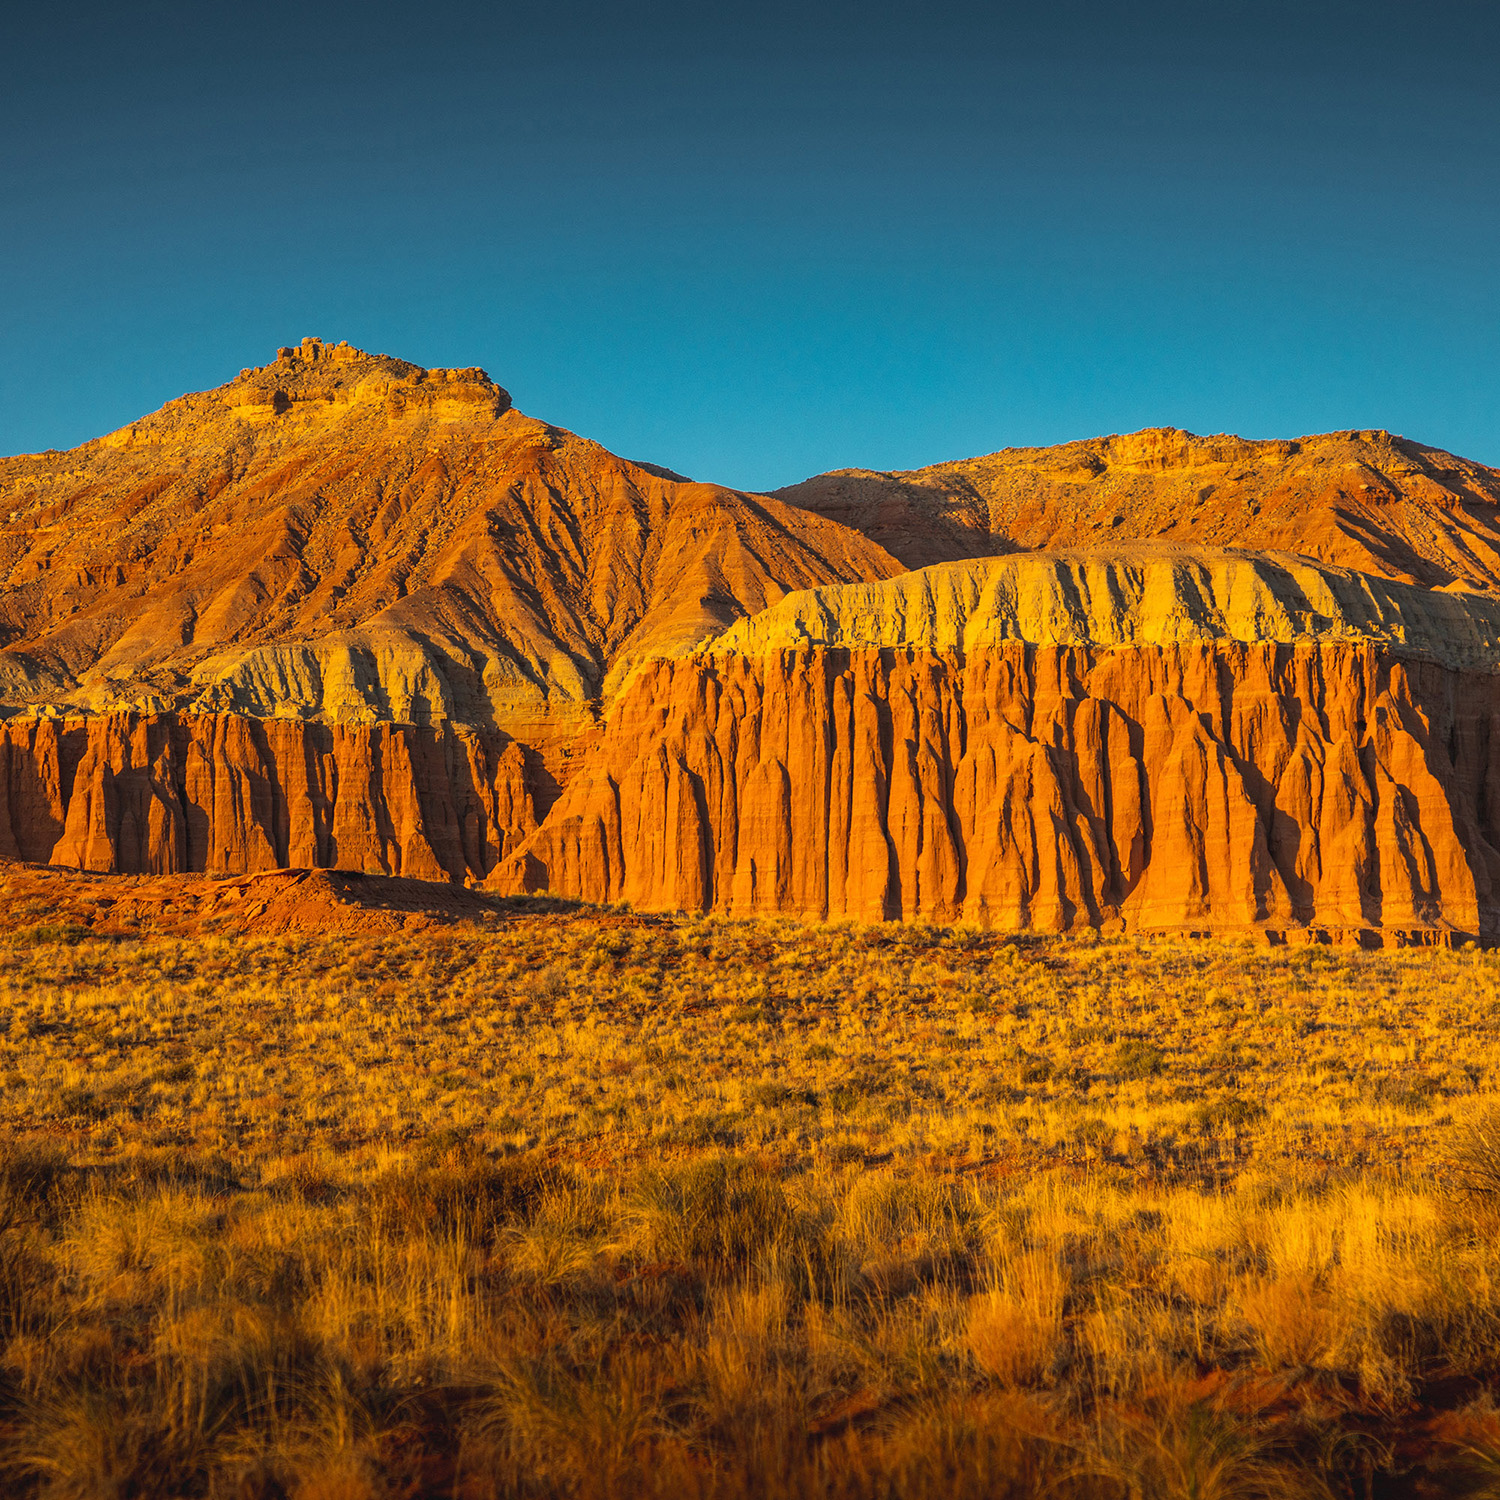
{"left": 3, "top": 0, "right": 1498, "bottom": 490}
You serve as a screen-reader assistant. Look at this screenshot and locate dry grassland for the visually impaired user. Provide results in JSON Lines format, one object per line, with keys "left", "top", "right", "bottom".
{"left": 2, "top": 906, "right": 1500, "bottom": 1497}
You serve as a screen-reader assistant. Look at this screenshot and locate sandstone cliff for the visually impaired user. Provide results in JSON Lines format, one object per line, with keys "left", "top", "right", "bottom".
{"left": 487, "top": 549, "right": 1500, "bottom": 942}
{"left": 0, "top": 712, "right": 536, "bottom": 882}
{"left": 494, "top": 641, "right": 1500, "bottom": 943}
{"left": 20, "top": 633, "right": 1497, "bottom": 946}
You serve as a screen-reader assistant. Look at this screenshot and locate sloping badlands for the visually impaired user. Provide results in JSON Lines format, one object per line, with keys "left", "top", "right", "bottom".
{"left": 712, "top": 546, "right": 1500, "bottom": 666}
{"left": 0, "top": 336, "right": 899, "bottom": 737}
{"left": 775, "top": 425, "right": 1500, "bottom": 582}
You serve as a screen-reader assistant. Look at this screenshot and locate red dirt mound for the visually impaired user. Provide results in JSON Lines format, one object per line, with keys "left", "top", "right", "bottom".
{"left": 0, "top": 862, "right": 590, "bottom": 940}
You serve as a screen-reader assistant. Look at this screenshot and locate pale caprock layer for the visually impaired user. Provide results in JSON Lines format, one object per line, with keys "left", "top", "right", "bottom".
{"left": 710, "top": 544, "right": 1500, "bottom": 669}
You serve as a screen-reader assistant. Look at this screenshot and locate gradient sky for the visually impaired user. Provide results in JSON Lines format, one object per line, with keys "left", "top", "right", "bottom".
{"left": 3, "top": 0, "right": 1498, "bottom": 489}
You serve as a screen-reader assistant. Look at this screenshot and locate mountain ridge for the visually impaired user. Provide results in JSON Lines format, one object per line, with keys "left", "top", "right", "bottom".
{"left": 774, "top": 425, "right": 1500, "bottom": 588}
{"left": 0, "top": 337, "right": 900, "bottom": 740}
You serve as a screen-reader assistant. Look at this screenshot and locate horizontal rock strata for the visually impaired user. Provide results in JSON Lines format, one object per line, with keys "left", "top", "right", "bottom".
{"left": 714, "top": 548, "right": 1500, "bottom": 669}
{"left": 493, "top": 642, "right": 1500, "bottom": 943}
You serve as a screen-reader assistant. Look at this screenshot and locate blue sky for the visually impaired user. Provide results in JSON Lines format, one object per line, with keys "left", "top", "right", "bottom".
{"left": 3, "top": 1, "right": 1498, "bottom": 489}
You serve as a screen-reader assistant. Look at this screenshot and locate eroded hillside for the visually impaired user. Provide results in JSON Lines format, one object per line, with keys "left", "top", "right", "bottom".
{"left": 0, "top": 337, "right": 900, "bottom": 734}
{"left": 712, "top": 545, "right": 1500, "bottom": 667}
{"left": 775, "top": 426, "right": 1500, "bottom": 583}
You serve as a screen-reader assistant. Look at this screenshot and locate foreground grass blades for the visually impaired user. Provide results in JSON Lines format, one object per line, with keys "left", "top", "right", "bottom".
{"left": 3, "top": 909, "right": 1500, "bottom": 1495}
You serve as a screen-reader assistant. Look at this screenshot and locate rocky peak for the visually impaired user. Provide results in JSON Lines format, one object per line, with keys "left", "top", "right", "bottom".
{"left": 273, "top": 336, "right": 370, "bottom": 366}
{"left": 224, "top": 339, "right": 510, "bottom": 420}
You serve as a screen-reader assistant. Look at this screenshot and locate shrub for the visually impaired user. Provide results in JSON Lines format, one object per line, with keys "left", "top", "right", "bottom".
{"left": 1114, "top": 1039, "right": 1166, "bottom": 1079}
{"left": 1018, "top": 1056, "right": 1053, "bottom": 1085}
{"left": 826, "top": 1065, "right": 891, "bottom": 1115}
{"left": 1445, "top": 1105, "right": 1500, "bottom": 1215}
{"left": 746, "top": 1082, "right": 817, "bottom": 1109}
{"left": 1192, "top": 1097, "right": 1266, "bottom": 1133}
{"left": 57, "top": 1087, "right": 108, "bottom": 1121}
{"left": 1375, "top": 1071, "right": 1442, "bottom": 1113}
{"left": 369, "top": 1152, "right": 559, "bottom": 1239}
{"left": 967, "top": 1251, "right": 1066, "bottom": 1385}
{"left": 629, "top": 1155, "right": 794, "bottom": 1273}
{"left": 20, "top": 922, "right": 92, "bottom": 946}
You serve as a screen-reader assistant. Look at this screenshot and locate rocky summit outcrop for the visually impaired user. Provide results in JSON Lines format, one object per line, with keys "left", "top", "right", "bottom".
{"left": 8, "top": 354, "right": 1500, "bottom": 943}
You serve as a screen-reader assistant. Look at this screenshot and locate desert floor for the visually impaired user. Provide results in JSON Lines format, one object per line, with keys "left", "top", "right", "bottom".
{"left": 1, "top": 879, "right": 1498, "bottom": 1497}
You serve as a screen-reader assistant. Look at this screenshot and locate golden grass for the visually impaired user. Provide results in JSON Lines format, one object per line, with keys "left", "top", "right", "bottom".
{"left": 1, "top": 909, "right": 1500, "bottom": 1495}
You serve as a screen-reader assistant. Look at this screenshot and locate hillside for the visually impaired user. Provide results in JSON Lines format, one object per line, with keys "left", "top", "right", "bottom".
{"left": 0, "top": 337, "right": 900, "bottom": 735}
{"left": 712, "top": 545, "right": 1500, "bottom": 669}
{"left": 774, "top": 426, "right": 1500, "bottom": 584}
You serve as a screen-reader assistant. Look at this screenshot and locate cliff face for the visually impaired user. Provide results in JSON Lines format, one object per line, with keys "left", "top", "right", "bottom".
{"left": 20, "top": 634, "right": 1494, "bottom": 945}
{"left": 0, "top": 713, "right": 537, "bottom": 883}
{"left": 493, "top": 641, "right": 1500, "bottom": 943}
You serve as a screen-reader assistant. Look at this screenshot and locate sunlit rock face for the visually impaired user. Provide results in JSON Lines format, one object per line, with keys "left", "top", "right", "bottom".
{"left": 8, "top": 350, "right": 1500, "bottom": 942}
{"left": 711, "top": 546, "right": 1500, "bottom": 667}
{"left": 492, "top": 639, "right": 1500, "bottom": 944}
{"left": 0, "top": 713, "right": 537, "bottom": 883}
{"left": 774, "top": 426, "right": 1500, "bottom": 584}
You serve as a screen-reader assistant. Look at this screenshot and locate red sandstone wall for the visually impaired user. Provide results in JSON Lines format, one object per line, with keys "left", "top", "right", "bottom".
{"left": 6, "top": 643, "right": 1499, "bottom": 943}
{"left": 494, "top": 643, "right": 1500, "bottom": 943}
{"left": 0, "top": 714, "right": 536, "bottom": 882}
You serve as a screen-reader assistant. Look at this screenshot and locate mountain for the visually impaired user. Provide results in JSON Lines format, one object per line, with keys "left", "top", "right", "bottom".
{"left": 774, "top": 426, "right": 1500, "bottom": 585}
{"left": 0, "top": 337, "right": 900, "bottom": 740}
{"left": 6, "top": 358, "right": 1500, "bottom": 944}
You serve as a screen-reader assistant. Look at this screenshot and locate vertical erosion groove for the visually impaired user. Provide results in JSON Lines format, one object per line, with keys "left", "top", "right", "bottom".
{"left": 5, "top": 639, "right": 1499, "bottom": 942}
{"left": 496, "top": 642, "right": 1500, "bottom": 943}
